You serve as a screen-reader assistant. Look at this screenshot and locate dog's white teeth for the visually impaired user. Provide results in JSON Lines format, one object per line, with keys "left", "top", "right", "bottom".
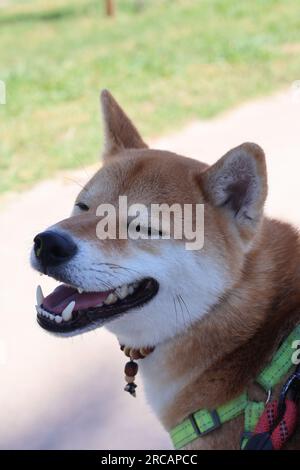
{"left": 104, "top": 283, "right": 137, "bottom": 303}
{"left": 36, "top": 285, "right": 44, "bottom": 307}
{"left": 128, "top": 285, "right": 134, "bottom": 295}
{"left": 36, "top": 281, "right": 140, "bottom": 321}
{"left": 116, "top": 285, "right": 128, "bottom": 300}
{"left": 104, "top": 292, "right": 118, "bottom": 305}
{"left": 39, "top": 308, "right": 49, "bottom": 318}
{"left": 62, "top": 301, "right": 75, "bottom": 322}
{"left": 36, "top": 305, "right": 61, "bottom": 322}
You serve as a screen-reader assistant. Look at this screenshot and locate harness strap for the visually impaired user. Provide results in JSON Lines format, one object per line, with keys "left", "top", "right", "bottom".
{"left": 169, "top": 324, "right": 300, "bottom": 450}
{"left": 240, "top": 401, "right": 265, "bottom": 449}
{"left": 257, "top": 325, "right": 300, "bottom": 391}
{"left": 170, "top": 393, "right": 247, "bottom": 449}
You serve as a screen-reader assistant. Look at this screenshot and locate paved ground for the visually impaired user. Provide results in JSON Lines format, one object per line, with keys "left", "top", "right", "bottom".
{"left": 0, "top": 89, "right": 299, "bottom": 449}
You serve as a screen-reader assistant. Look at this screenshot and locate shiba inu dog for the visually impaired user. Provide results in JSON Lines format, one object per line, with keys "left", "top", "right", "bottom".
{"left": 30, "top": 91, "right": 300, "bottom": 449}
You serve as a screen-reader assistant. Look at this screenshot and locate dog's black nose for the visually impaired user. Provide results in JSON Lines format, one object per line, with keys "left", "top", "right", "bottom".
{"left": 33, "top": 231, "right": 77, "bottom": 268}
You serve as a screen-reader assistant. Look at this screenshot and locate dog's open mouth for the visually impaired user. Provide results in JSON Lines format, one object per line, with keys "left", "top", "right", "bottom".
{"left": 36, "top": 277, "right": 159, "bottom": 334}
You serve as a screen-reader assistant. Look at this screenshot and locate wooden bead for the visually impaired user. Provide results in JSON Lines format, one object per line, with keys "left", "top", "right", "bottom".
{"left": 121, "top": 344, "right": 155, "bottom": 360}
{"left": 125, "top": 375, "right": 135, "bottom": 383}
{"left": 124, "top": 346, "right": 131, "bottom": 357}
{"left": 130, "top": 349, "right": 143, "bottom": 360}
{"left": 140, "top": 347, "right": 154, "bottom": 357}
{"left": 125, "top": 361, "right": 138, "bottom": 377}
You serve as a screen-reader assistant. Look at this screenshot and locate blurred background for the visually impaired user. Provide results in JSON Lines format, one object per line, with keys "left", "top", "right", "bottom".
{"left": 0, "top": 0, "right": 300, "bottom": 449}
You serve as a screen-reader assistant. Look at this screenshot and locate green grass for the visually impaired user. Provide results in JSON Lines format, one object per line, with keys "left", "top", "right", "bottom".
{"left": 0, "top": 0, "right": 300, "bottom": 194}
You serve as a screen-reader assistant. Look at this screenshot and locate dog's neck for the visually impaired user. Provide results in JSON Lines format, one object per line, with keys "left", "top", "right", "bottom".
{"left": 137, "top": 218, "right": 300, "bottom": 449}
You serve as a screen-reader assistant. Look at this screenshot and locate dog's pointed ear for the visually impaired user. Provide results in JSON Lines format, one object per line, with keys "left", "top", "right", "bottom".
{"left": 100, "top": 90, "right": 148, "bottom": 157}
{"left": 200, "top": 143, "right": 268, "bottom": 231}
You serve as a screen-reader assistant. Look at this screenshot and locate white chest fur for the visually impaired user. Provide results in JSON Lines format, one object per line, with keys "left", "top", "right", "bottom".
{"left": 138, "top": 346, "right": 190, "bottom": 420}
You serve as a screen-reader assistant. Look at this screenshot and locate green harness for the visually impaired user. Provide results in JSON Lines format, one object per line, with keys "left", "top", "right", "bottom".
{"left": 170, "top": 325, "right": 300, "bottom": 449}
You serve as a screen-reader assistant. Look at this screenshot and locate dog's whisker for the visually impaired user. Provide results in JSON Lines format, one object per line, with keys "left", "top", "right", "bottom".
{"left": 175, "top": 295, "right": 183, "bottom": 328}
{"left": 178, "top": 294, "right": 192, "bottom": 326}
{"left": 91, "top": 262, "right": 142, "bottom": 275}
{"left": 84, "top": 267, "right": 119, "bottom": 279}
{"left": 176, "top": 294, "right": 189, "bottom": 330}
{"left": 64, "top": 176, "right": 88, "bottom": 193}
{"left": 172, "top": 295, "right": 179, "bottom": 333}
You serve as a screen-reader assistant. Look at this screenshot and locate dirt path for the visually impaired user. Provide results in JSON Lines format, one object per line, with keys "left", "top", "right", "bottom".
{"left": 0, "top": 89, "right": 299, "bottom": 449}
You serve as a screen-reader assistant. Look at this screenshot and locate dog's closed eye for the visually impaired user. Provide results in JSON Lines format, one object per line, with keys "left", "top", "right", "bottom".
{"left": 128, "top": 223, "right": 163, "bottom": 237}
{"left": 75, "top": 202, "right": 89, "bottom": 211}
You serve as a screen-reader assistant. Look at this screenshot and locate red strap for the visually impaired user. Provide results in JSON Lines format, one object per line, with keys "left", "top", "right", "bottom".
{"left": 254, "top": 399, "right": 298, "bottom": 450}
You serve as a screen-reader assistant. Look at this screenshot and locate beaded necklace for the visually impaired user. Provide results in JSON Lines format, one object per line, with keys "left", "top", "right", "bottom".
{"left": 120, "top": 344, "right": 155, "bottom": 396}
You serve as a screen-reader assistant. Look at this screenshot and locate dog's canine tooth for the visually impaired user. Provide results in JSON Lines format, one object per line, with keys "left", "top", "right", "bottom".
{"left": 104, "top": 292, "right": 118, "bottom": 305}
{"left": 36, "top": 285, "right": 44, "bottom": 307}
{"left": 77, "top": 288, "right": 84, "bottom": 294}
{"left": 55, "top": 315, "right": 62, "bottom": 324}
{"left": 62, "top": 300, "right": 75, "bottom": 322}
{"left": 116, "top": 285, "right": 128, "bottom": 300}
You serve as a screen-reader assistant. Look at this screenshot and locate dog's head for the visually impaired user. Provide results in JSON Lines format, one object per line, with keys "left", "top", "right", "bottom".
{"left": 31, "top": 91, "right": 267, "bottom": 347}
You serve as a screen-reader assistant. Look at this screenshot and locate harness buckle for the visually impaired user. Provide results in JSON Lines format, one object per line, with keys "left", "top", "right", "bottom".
{"left": 189, "top": 409, "right": 221, "bottom": 437}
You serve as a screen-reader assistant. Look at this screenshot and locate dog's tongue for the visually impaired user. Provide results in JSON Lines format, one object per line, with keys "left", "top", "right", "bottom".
{"left": 42, "top": 285, "right": 111, "bottom": 314}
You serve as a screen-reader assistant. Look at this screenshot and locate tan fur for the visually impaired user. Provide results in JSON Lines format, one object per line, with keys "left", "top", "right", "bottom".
{"left": 55, "top": 91, "right": 300, "bottom": 449}
{"left": 162, "top": 219, "right": 300, "bottom": 449}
